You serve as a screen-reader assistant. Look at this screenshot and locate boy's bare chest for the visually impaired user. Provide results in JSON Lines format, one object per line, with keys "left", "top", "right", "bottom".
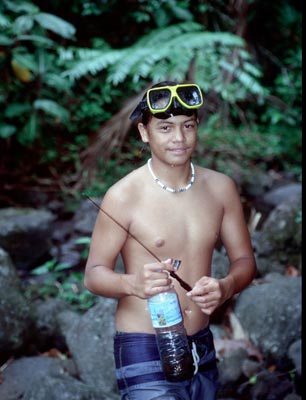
{"left": 128, "top": 193, "right": 223, "bottom": 256}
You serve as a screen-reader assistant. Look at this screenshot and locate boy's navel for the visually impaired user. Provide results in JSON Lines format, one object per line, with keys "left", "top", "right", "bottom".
{"left": 184, "top": 307, "right": 192, "bottom": 316}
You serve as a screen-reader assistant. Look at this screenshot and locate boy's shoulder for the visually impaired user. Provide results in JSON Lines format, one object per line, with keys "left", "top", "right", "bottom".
{"left": 196, "top": 165, "right": 235, "bottom": 185}
{"left": 195, "top": 165, "right": 239, "bottom": 200}
{"left": 104, "top": 164, "right": 147, "bottom": 202}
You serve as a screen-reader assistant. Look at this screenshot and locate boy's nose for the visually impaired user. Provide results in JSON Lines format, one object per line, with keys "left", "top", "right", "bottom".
{"left": 173, "top": 127, "right": 184, "bottom": 141}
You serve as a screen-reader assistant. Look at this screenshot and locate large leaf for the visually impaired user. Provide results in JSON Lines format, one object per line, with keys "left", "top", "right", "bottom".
{"left": 2, "top": 0, "right": 39, "bottom": 14}
{"left": 11, "top": 59, "right": 32, "bottom": 82}
{"left": 0, "top": 34, "right": 13, "bottom": 45}
{"left": 15, "top": 34, "right": 54, "bottom": 46}
{"left": 167, "top": 1, "right": 194, "bottom": 21}
{"left": 4, "top": 102, "right": 32, "bottom": 118}
{"left": 33, "top": 13, "right": 76, "bottom": 39}
{"left": 0, "top": 124, "right": 17, "bottom": 138}
{"left": 18, "top": 113, "right": 37, "bottom": 145}
{"left": 13, "top": 14, "right": 34, "bottom": 34}
{"left": 0, "top": 12, "right": 11, "bottom": 29}
{"left": 34, "top": 99, "right": 69, "bottom": 123}
{"left": 11, "top": 52, "right": 37, "bottom": 73}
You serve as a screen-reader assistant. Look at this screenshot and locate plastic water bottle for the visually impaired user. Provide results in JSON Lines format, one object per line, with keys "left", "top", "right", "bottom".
{"left": 147, "top": 287, "right": 195, "bottom": 381}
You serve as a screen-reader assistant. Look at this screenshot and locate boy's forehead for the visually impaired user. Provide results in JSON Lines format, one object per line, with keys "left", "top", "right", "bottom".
{"left": 152, "top": 114, "right": 197, "bottom": 124}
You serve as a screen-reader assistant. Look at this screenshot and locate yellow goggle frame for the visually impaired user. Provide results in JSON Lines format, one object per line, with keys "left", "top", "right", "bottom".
{"left": 146, "top": 84, "right": 203, "bottom": 114}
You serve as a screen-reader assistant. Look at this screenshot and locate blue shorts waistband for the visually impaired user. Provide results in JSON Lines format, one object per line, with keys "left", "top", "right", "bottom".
{"left": 115, "top": 325, "right": 211, "bottom": 340}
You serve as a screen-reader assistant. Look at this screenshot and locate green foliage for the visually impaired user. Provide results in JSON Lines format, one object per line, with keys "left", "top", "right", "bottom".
{"left": 32, "top": 12, "right": 76, "bottom": 38}
{"left": 196, "top": 122, "right": 301, "bottom": 181}
{"left": 0, "top": 0, "right": 76, "bottom": 146}
{"left": 74, "top": 236, "right": 91, "bottom": 259}
{"left": 28, "top": 254, "right": 96, "bottom": 312}
{"left": 63, "top": 21, "right": 264, "bottom": 109}
{"left": 261, "top": 48, "right": 302, "bottom": 127}
{"left": 0, "top": 0, "right": 127, "bottom": 186}
{"left": 0, "top": 0, "right": 302, "bottom": 201}
{"left": 84, "top": 149, "right": 143, "bottom": 197}
{"left": 31, "top": 259, "right": 71, "bottom": 275}
{"left": 131, "top": 0, "right": 194, "bottom": 27}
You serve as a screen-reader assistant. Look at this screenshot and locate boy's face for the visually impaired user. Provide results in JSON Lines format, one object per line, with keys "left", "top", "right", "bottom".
{"left": 138, "top": 114, "right": 198, "bottom": 164}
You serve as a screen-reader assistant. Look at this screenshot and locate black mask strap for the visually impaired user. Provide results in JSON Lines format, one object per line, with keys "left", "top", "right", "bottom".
{"left": 129, "top": 99, "right": 148, "bottom": 121}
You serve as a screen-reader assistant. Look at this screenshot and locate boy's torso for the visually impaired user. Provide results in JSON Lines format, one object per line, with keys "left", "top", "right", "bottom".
{"left": 115, "top": 166, "right": 225, "bottom": 335}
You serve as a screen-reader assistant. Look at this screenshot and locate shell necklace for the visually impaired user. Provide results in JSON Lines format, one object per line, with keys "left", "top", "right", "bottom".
{"left": 147, "top": 158, "right": 195, "bottom": 193}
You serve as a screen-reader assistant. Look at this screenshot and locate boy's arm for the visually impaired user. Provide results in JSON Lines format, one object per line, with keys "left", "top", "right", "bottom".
{"left": 187, "top": 176, "right": 257, "bottom": 314}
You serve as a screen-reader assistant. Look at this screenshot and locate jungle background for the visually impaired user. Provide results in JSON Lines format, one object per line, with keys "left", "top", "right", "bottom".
{"left": 0, "top": 0, "right": 302, "bottom": 388}
{"left": 0, "top": 0, "right": 302, "bottom": 202}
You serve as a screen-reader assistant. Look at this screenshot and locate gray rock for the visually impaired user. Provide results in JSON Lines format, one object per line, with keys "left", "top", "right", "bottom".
{"left": 66, "top": 297, "right": 119, "bottom": 396}
{"left": 0, "top": 356, "right": 116, "bottom": 400}
{"left": 218, "top": 347, "right": 249, "bottom": 385}
{"left": 234, "top": 275, "right": 301, "bottom": 361}
{"left": 288, "top": 339, "right": 301, "bottom": 376}
{"left": 0, "top": 207, "right": 55, "bottom": 269}
{"left": 0, "top": 356, "right": 75, "bottom": 399}
{"left": 261, "top": 183, "right": 301, "bottom": 208}
{"left": 0, "top": 248, "right": 34, "bottom": 355}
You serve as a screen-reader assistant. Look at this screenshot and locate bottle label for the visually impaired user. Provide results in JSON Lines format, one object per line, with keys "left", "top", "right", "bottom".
{"left": 148, "top": 293, "right": 183, "bottom": 328}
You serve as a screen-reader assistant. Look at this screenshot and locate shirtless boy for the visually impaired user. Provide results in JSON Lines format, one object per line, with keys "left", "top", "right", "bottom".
{"left": 84, "top": 81, "right": 257, "bottom": 400}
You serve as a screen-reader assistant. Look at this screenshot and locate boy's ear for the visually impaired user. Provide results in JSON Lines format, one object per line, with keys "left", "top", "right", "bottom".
{"left": 138, "top": 123, "right": 149, "bottom": 143}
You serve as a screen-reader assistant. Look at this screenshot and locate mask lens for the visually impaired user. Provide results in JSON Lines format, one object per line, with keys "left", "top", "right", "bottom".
{"left": 148, "top": 89, "right": 171, "bottom": 111}
{"left": 177, "top": 86, "right": 202, "bottom": 106}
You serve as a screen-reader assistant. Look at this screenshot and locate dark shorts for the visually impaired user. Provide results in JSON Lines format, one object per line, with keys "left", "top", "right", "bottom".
{"left": 114, "top": 326, "right": 220, "bottom": 400}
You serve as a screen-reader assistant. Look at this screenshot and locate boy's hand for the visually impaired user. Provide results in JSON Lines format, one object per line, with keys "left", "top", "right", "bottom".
{"left": 186, "top": 276, "right": 223, "bottom": 315}
{"left": 133, "top": 258, "right": 175, "bottom": 299}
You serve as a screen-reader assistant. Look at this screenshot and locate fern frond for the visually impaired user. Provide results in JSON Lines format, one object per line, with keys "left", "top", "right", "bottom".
{"left": 108, "top": 31, "right": 245, "bottom": 84}
{"left": 43, "top": 73, "right": 73, "bottom": 94}
{"left": 62, "top": 23, "right": 262, "bottom": 105}
{"left": 62, "top": 49, "right": 127, "bottom": 80}
{"left": 134, "top": 21, "right": 202, "bottom": 47}
{"left": 108, "top": 47, "right": 161, "bottom": 85}
{"left": 164, "top": 31, "right": 244, "bottom": 49}
{"left": 220, "top": 60, "right": 265, "bottom": 96}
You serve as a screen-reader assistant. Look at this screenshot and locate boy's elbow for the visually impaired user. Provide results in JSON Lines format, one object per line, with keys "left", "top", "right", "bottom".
{"left": 253, "top": 261, "right": 258, "bottom": 280}
{"left": 84, "top": 269, "right": 95, "bottom": 293}
{"left": 83, "top": 275, "right": 92, "bottom": 292}
{"left": 250, "top": 255, "right": 257, "bottom": 277}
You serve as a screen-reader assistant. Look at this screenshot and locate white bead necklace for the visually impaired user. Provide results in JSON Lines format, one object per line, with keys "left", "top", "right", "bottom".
{"left": 147, "top": 158, "right": 195, "bottom": 193}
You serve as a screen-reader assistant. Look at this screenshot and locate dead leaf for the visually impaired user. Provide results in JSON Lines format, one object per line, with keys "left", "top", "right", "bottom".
{"left": 41, "top": 348, "right": 66, "bottom": 359}
{"left": 286, "top": 265, "right": 300, "bottom": 276}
